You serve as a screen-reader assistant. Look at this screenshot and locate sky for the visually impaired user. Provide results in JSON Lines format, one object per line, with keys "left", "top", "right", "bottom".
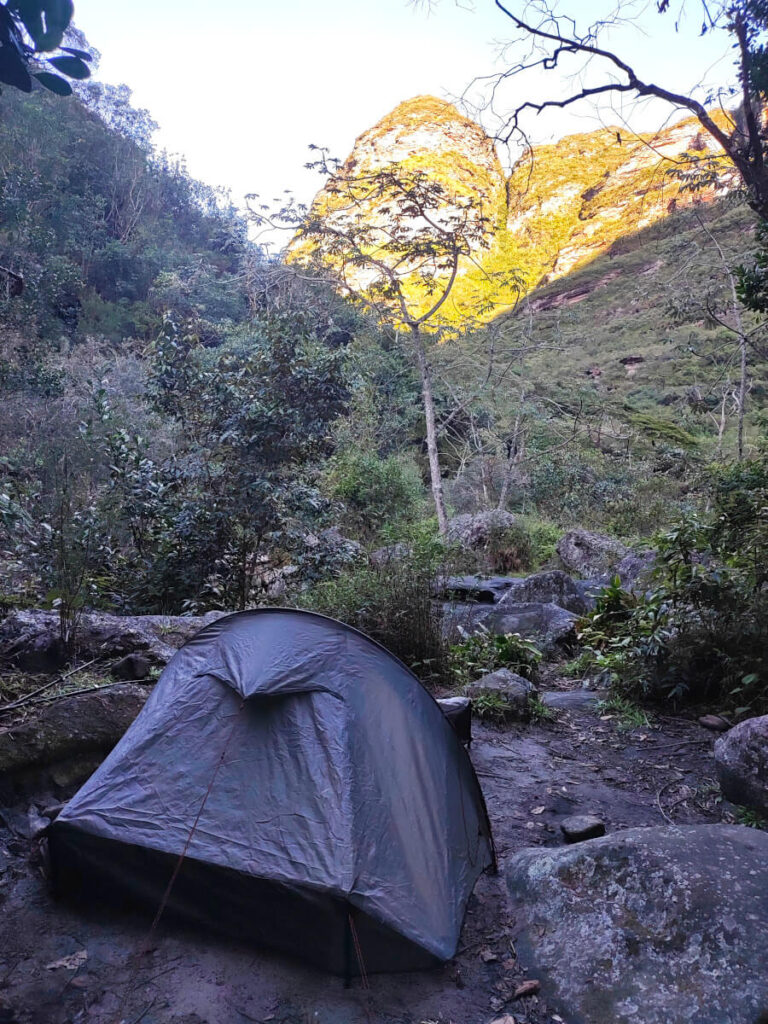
{"left": 72, "top": 0, "right": 739, "bottom": 218}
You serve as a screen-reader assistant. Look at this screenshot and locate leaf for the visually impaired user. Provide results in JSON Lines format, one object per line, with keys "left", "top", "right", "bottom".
{"left": 34, "top": 70, "right": 72, "bottom": 95}
{"left": 0, "top": 45, "right": 32, "bottom": 91}
{"left": 45, "top": 949, "right": 87, "bottom": 971}
{"left": 48, "top": 53, "right": 90, "bottom": 79}
{"left": 60, "top": 45, "right": 91, "bottom": 61}
{"left": 34, "top": 0, "right": 73, "bottom": 51}
{"left": 531, "top": 805, "right": 545, "bottom": 815}
{"left": 513, "top": 979, "right": 541, "bottom": 999}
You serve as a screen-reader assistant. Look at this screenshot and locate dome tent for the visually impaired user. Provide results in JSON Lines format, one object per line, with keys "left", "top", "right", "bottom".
{"left": 48, "top": 609, "right": 495, "bottom": 975}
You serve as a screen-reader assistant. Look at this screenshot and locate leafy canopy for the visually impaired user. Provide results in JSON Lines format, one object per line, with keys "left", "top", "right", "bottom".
{"left": 0, "top": 1, "right": 91, "bottom": 97}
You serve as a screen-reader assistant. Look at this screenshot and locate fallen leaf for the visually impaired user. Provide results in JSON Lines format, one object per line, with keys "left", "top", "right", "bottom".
{"left": 531, "top": 806, "right": 545, "bottom": 815}
{"left": 480, "top": 947, "right": 498, "bottom": 963}
{"left": 45, "top": 949, "right": 87, "bottom": 971}
{"left": 513, "top": 979, "right": 541, "bottom": 999}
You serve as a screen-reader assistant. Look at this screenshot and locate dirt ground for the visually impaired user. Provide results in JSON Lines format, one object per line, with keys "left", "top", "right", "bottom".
{"left": 0, "top": 678, "right": 730, "bottom": 1024}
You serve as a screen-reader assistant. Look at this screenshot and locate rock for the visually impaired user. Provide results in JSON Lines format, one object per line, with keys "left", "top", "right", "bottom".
{"left": 440, "top": 570, "right": 595, "bottom": 614}
{"left": 370, "top": 543, "right": 410, "bottom": 568}
{"left": 614, "top": 548, "right": 656, "bottom": 590}
{"left": 488, "top": 603, "right": 578, "bottom": 651}
{"left": 698, "top": 714, "right": 732, "bottom": 733}
{"left": 541, "top": 690, "right": 604, "bottom": 711}
{"left": 714, "top": 715, "right": 768, "bottom": 817}
{"left": 556, "top": 529, "right": 628, "bottom": 578}
{"left": 436, "top": 696, "right": 472, "bottom": 745}
{"left": 440, "top": 574, "right": 517, "bottom": 604}
{"left": 0, "top": 609, "right": 225, "bottom": 673}
{"left": 497, "top": 570, "right": 595, "bottom": 615}
{"left": 505, "top": 825, "right": 768, "bottom": 1024}
{"left": 445, "top": 511, "right": 518, "bottom": 551}
{"left": 560, "top": 814, "right": 606, "bottom": 842}
{"left": 467, "top": 669, "right": 534, "bottom": 718}
{"left": 446, "top": 601, "right": 578, "bottom": 651}
{"left": 0, "top": 684, "right": 148, "bottom": 779}
{"left": 110, "top": 653, "right": 153, "bottom": 681}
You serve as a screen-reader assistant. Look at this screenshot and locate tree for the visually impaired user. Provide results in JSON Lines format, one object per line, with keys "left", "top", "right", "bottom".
{"left": 256, "top": 156, "right": 520, "bottom": 534}
{"left": 0, "top": 1, "right": 91, "bottom": 97}
{"left": 480, "top": 1, "right": 768, "bottom": 222}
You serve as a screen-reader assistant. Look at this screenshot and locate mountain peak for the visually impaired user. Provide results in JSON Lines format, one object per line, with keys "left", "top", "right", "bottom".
{"left": 344, "top": 95, "right": 505, "bottom": 193}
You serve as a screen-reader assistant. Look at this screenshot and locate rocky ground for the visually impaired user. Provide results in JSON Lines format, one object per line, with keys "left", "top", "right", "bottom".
{"left": 0, "top": 530, "right": 765, "bottom": 1024}
{"left": 0, "top": 668, "right": 750, "bottom": 1024}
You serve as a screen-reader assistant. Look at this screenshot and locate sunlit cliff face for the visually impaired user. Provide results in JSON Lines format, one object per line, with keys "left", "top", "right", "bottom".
{"left": 295, "top": 95, "right": 734, "bottom": 325}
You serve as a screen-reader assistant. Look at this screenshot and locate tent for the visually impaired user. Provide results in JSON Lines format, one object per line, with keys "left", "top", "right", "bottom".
{"left": 48, "top": 609, "right": 495, "bottom": 975}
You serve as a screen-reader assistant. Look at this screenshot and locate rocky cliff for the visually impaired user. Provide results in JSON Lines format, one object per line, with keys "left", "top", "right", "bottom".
{"left": 299, "top": 95, "right": 736, "bottom": 323}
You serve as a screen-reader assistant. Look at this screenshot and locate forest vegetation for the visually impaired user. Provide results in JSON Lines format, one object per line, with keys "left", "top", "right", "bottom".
{"left": 1, "top": 37, "right": 768, "bottom": 714}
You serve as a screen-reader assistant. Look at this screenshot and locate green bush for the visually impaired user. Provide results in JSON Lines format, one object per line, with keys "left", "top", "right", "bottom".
{"left": 298, "top": 523, "right": 450, "bottom": 685}
{"left": 324, "top": 450, "right": 424, "bottom": 541}
{"left": 462, "top": 517, "right": 560, "bottom": 574}
{"left": 577, "top": 458, "right": 768, "bottom": 712}
{"left": 449, "top": 626, "right": 542, "bottom": 687}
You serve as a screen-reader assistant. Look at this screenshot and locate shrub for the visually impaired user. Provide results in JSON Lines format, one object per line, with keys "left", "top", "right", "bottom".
{"left": 449, "top": 626, "right": 542, "bottom": 687}
{"left": 324, "top": 450, "right": 424, "bottom": 541}
{"left": 578, "top": 459, "right": 768, "bottom": 713}
{"left": 484, "top": 520, "right": 533, "bottom": 573}
{"left": 297, "top": 523, "right": 450, "bottom": 685}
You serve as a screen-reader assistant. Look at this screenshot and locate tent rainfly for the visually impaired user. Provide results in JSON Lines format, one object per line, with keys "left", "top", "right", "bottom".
{"left": 48, "top": 609, "right": 495, "bottom": 975}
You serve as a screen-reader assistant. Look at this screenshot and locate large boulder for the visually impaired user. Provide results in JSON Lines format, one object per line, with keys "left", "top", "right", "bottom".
{"left": 441, "top": 570, "right": 595, "bottom": 614}
{"left": 715, "top": 716, "right": 768, "bottom": 817}
{"left": 506, "top": 825, "right": 768, "bottom": 1024}
{"left": 0, "top": 683, "right": 148, "bottom": 782}
{"left": 445, "top": 601, "right": 577, "bottom": 650}
{"left": 488, "top": 602, "right": 578, "bottom": 650}
{"left": 557, "top": 529, "right": 628, "bottom": 578}
{"left": 0, "top": 609, "right": 224, "bottom": 673}
{"left": 497, "top": 570, "right": 595, "bottom": 615}
{"left": 466, "top": 668, "right": 535, "bottom": 718}
{"left": 445, "top": 510, "right": 518, "bottom": 551}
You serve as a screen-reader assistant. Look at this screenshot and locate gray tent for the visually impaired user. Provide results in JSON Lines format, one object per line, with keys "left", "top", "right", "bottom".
{"left": 49, "top": 609, "right": 495, "bottom": 975}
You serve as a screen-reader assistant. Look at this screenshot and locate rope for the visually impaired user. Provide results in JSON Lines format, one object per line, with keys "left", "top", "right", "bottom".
{"left": 348, "top": 912, "right": 370, "bottom": 990}
{"left": 112, "top": 699, "right": 245, "bottom": 1023}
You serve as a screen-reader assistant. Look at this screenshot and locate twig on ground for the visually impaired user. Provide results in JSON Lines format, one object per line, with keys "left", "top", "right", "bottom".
{"left": 656, "top": 773, "right": 685, "bottom": 823}
{"left": 0, "top": 657, "right": 103, "bottom": 715}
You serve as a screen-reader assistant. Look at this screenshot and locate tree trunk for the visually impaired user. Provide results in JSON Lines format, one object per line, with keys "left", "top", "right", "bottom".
{"left": 738, "top": 333, "right": 747, "bottom": 462}
{"left": 497, "top": 391, "right": 526, "bottom": 511}
{"left": 411, "top": 325, "right": 448, "bottom": 534}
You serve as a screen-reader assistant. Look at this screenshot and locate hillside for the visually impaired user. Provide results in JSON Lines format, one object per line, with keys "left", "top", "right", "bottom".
{"left": 299, "top": 95, "right": 736, "bottom": 326}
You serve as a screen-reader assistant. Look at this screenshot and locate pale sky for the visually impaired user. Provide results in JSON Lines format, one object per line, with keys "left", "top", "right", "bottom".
{"left": 72, "top": 0, "right": 738, "bottom": 215}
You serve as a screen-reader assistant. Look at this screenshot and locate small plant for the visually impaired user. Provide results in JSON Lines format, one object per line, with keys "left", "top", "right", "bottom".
{"left": 471, "top": 690, "right": 513, "bottom": 724}
{"left": 596, "top": 694, "right": 651, "bottom": 730}
{"left": 735, "top": 807, "right": 767, "bottom": 830}
{"left": 449, "top": 626, "right": 542, "bottom": 687}
{"left": 560, "top": 651, "right": 597, "bottom": 679}
{"left": 528, "top": 693, "right": 556, "bottom": 723}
